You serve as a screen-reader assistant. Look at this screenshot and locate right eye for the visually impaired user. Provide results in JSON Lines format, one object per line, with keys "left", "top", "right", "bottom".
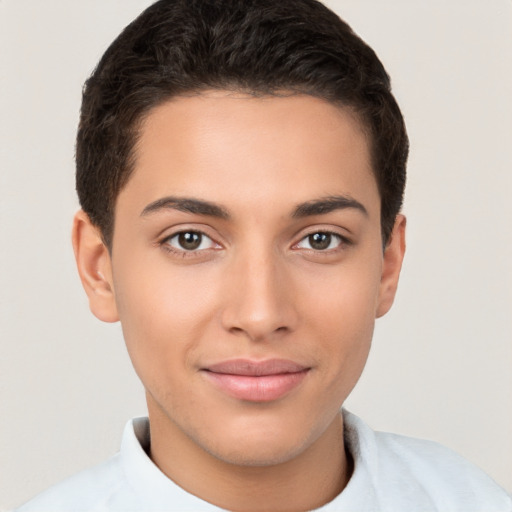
{"left": 163, "top": 231, "right": 218, "bottom": 252}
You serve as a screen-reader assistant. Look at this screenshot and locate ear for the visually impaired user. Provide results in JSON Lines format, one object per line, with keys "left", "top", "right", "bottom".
{"left": 376, "top": 214, "right": 406, "bottom": 318}
{"left": 72, "top": 210, "right": 119, "bottom": 323}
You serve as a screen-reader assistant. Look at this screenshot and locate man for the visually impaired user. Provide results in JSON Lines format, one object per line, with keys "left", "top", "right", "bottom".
{"left": 15, "top": 0, "right": 511, "bottom": 510}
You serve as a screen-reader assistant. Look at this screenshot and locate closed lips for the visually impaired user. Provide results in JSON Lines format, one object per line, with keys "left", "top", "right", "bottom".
{"left": 202, "top": 359, "right": 310, "bottom": 402}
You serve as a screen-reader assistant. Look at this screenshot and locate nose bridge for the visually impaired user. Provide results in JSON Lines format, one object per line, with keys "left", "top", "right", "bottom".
{"left": 222, "top": 240, "right": 297, "bottom": 341}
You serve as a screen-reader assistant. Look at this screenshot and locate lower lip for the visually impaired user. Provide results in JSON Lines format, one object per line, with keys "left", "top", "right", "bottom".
{"left": 203, "top": 370, "right": 309, "bottom": 402}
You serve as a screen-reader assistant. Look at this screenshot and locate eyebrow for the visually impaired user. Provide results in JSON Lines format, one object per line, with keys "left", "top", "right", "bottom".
{"left": 292, "top": 195, "right": 368, "bottom": 218}
{"left": 140, "top": 196, "right": 230, "bottom": 219}
{"left": 140, "top": 194, "right": 367, "bottom": 220}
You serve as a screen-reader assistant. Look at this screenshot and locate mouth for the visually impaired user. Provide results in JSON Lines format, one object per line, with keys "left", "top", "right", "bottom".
{"left": 201, "top": 359, "right": 311, "bottom": 402}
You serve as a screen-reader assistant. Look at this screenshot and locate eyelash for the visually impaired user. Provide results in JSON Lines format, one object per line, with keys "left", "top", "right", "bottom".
{"left": 160, "top": 230, "right": 220, "bottom": 258}
{"left": 159, "top": 228, "right": 351, "bottom": 259}
{"left": 293, "top": 230, "right": 352, "bottom": 253}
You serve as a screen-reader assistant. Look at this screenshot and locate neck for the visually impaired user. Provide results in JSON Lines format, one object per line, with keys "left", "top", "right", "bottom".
{"left": 147, "top": 398, "right": 352, "bottom": 512}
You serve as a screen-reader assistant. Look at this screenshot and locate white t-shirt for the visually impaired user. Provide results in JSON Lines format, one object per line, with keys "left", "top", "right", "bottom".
{"left": 15, "top": 410, "right": 511, "bottom": 512}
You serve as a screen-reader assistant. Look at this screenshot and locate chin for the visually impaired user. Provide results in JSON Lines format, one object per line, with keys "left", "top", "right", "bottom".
{"left": 194, "top": 414, "right": 323, "bottom": 468}
{"left": 207, "top": 435, "right": 310, "bottom": 467}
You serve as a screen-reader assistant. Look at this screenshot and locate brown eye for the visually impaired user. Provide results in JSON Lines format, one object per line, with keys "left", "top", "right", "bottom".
{"left": 165, "top": 231, "right": 216, "bottom": 252}
{"left": 295, "top": 231, "right": 344, "bottom": 251}
{"left": 178, "top": 232, "right": 202, "bottom": 250}
{"left": 308, "top": 232, "right": 332, "bottom": 250}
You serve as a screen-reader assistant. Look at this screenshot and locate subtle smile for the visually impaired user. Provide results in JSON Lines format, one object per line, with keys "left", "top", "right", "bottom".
{"left": 201, "top": 359, "right": 311, "bottom": 402}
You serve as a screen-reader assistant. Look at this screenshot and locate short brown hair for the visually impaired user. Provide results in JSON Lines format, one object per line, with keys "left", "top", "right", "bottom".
{"left": 76, "top": 0, "right": 408, "bottom": 248}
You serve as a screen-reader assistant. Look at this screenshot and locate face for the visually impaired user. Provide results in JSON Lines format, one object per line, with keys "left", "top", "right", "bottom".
{"left": 76, "top": 91, "right": 405, "bottom": 468}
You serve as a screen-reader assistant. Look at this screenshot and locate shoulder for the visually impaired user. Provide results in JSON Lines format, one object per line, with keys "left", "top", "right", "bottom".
{"left": 13, "top": 454, "right": 137, "bottom": 512}
{"left": 342, "top": 410, "right": 512, "bottom": 512}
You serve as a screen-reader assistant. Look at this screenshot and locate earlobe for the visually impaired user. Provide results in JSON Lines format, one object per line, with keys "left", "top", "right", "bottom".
{"left": 376, "top": 214, "right": 406, "bottom": 318}
{"left": 72, "top": 210, "right": 119, "bottom": 323}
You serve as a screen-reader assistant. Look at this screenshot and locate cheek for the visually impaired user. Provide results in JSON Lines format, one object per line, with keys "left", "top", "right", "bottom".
{"left": 301, "top": 256, "right": 382, "bottom": 331}
{"left": 298, "top": 257, "right": 382, "bottom": 375}
{"left": 112, "top": 258, "right": 222, "bottom": 380}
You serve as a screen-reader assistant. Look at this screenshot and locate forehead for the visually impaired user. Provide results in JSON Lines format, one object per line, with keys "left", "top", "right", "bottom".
{"left": 121, "top": 91, "right": 379, "bottom": 218}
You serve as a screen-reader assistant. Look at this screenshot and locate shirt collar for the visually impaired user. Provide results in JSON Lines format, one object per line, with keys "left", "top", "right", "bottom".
{"left": 119, "top": 417, "right": 227, "bottom": 511}
{"left": 118, "top": 411, "right": 375, "bottom": 511}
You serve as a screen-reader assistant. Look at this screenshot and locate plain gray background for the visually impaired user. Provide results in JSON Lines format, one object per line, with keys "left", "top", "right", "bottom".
{"left": 1, "top": 1, "right": 511, "bottom": 509}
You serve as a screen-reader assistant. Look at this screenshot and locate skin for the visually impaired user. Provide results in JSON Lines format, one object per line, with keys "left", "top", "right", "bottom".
{"left": 73, "top": 91, "right": 406, "bottom": 512}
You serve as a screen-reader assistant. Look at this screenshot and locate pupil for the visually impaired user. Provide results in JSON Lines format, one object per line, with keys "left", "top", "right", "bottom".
{"left": 309, "top": 232, "right": 331, "bottom": 250}
{"left": 178, "top": 232, "right": 202, "bottom": 250}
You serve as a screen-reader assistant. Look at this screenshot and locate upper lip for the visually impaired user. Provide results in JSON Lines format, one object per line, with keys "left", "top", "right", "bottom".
{"left": 204, "top": 359, "right": 309, "bottom": 376}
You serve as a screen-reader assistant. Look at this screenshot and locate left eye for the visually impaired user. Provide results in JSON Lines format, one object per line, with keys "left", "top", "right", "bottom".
{"left": 296, "top": 232, "right": 343, "bottom": 251}
{"left": 164, "top": 231, "right": 217, "bottom": 251}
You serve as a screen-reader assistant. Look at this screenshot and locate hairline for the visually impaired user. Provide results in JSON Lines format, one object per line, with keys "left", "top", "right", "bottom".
{"left": 102, "top": 86, "right": 377, "bottom": 250}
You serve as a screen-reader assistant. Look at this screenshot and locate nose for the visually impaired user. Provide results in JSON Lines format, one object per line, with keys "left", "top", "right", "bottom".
{"left": 221, "top": 247, "right": 299, "bottom": 342}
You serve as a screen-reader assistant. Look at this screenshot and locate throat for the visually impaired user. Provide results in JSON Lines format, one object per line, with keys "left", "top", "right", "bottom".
{"left": 147, "top": 398, "right": 351, "bottom": 512}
